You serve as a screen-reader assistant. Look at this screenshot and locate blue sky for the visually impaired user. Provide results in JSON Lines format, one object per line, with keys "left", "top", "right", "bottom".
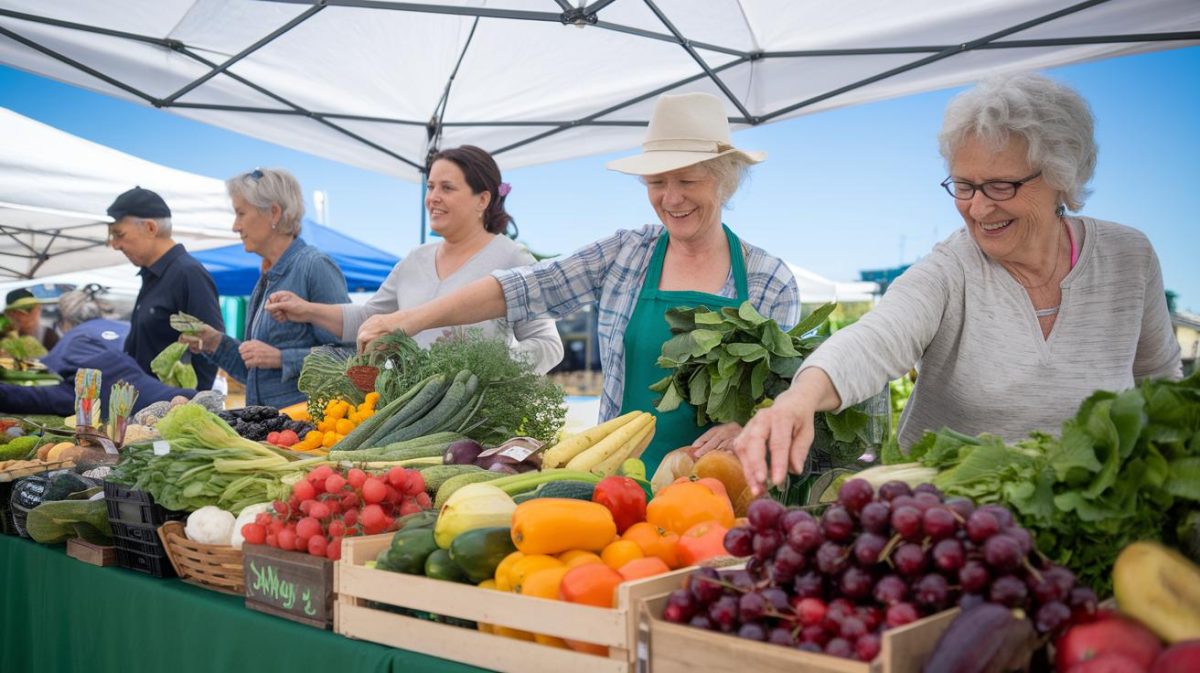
{"left": 1, "top": 46, "right": 1197, "bottom": 310}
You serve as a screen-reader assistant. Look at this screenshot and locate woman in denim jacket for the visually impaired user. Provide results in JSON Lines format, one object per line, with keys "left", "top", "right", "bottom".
{"left": 184, "top": 168, "right": 349, "bottom": 407}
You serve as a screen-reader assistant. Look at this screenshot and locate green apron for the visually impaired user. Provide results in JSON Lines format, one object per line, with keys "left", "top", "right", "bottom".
{"left": 619, "top": 224, "right": 749, "bottom": 476}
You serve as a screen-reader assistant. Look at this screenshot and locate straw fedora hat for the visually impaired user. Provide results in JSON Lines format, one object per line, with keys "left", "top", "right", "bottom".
{"left": 606, "top": 92, "right": 766, "bottom": 176}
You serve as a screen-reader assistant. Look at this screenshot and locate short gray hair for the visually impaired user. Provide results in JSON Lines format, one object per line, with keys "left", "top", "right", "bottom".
{"left": 57, "top": 289, "right": 106, "bottom": 328}
{"left": 701, "top": 154, "right": 753, "bottom": 206}
{"left": 938, "top": 72, "right": 1097, "bottom": 212}
{"left": 225, "top": 168, "right": 305, "bottom": 235}
{"left": 151, "top": 216, "right": 172, "bottom": 238}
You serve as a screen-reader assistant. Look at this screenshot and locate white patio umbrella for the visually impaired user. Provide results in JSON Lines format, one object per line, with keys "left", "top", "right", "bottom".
{"left": 0, "top": 0, "right": 1196, "bottom": 244}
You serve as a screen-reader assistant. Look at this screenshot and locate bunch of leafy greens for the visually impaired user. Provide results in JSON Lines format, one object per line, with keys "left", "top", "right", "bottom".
{"left": 900, "top": 371, "right": 1200, "bottom": 596}
{"left": 297, "top": 345, "right": 363, "bottom": 420}
{"left": 652, "top": 301, "right": 872, "bottom": 466}
{"left": 394, "top": 331, "right": 564, "bottom": 445}
{"left": 1, "top": 333, "right": 49, "bottom": 360}
{"left": 109, "top": 404, "right": 322, "bottom": 513}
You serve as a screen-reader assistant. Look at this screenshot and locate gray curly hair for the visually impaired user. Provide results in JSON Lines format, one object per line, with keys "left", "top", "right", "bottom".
{"left": 225, "top": 168, "right": 305, "bottom": 235}
{"left": 57, "top": 289, "right": 107, "bottom": 328}
{"left": 938, "top": 72, "right": 1097, "bottom": 212}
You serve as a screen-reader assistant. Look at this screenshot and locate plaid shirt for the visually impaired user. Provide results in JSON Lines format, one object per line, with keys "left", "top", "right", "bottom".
{"left": 494, "top": 224, "right": 800, "bottom": 421}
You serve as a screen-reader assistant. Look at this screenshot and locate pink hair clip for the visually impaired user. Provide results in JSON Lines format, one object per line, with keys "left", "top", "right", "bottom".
{"left": 498, "top": 182, "right": 511, "bottom": 197}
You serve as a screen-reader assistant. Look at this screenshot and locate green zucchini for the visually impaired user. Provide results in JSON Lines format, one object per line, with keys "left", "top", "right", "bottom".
{"left": 374, "top": 371, "right": 477, "bottom": 446}
{"left": 486, "top": 470, "right": 603, "bottom": 497}
{"left": 445, "top": 388, "right": 485, "bottom": 434}
{"left": 383, "top": 528, "right": 440, "bottom": 575}
{"left": 448, "top": 527, "right": 518, "bottom": 584}
{"left": 434, "top": 471, "right": 507, "bottom": 510}
{"left": 424, "top": 548, "right": 468, "bottom": 583}
{"left": 360, "top": 375, "right": 450, "bottom": 447}
{"left": 334, "top": 375, "right": 435, "bottom": 452}
{"left": 420, "top": 465, "right": 485, "bottom": 494}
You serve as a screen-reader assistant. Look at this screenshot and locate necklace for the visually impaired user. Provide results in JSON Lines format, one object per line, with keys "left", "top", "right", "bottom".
{"left": 1008, "top": 217, "right": 1067, "bottom": 291}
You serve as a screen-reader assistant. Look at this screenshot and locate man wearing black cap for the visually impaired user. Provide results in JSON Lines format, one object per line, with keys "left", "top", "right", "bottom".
{"left": 3, "top": 288, "right": 59, "bottom": 351}
{"left": 107, "top": 186, "right": 224, "bottom": 390}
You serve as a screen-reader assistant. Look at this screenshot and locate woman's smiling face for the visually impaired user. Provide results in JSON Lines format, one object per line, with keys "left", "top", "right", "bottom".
{"left": 644, "top": 164, "right": 722, "bottom": 241}
{"left": 950, "top": 134, "right": 1060, "bottom": 265}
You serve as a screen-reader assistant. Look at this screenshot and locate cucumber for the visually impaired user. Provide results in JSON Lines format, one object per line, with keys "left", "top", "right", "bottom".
{"left": 329, "top": 432, "right": 463, "bottom": 462}
{"left": 434, "top": 471, "right": 507, "bottom": 510}
{"left": 445, "top": 388, "right": 485, "bottom": 434}
{"left": 486, "top": 470, "right": 603, "bottom": 498}
{"left": 424, "top": 548, "right": 468, "bottom": 583}
{"left": 374, "top": 371, "right": 478, "bottom": 446}
{"left": 532, "top": 480, "right": 596, "bottom": 501}
{"left": 360, "top": 375, "right": 450, "bottom": 447}
{"left": 420, "top": 465, "right": 485, "bottom": 494}
{"left": 332, "top": 377, "right": 434, "bottom": 452}
{"left": 448, "top": 527, "right": 518, "bottom": 584}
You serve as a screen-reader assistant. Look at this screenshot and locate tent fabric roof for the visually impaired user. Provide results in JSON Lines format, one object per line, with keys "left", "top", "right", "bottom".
{"left": 0, "top": 106, "right": 239, "bottom": 279}
{"left": 194, "top": 219, "right": 400, "bottom": 295}
{"left": 0, "top": 1, "right": 1196, "bottom": 182}
{"left": 788, "top": 263, "right": 878, "bottom": 304}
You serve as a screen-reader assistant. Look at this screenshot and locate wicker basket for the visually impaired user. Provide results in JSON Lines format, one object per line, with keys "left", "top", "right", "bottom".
{"left": 157, "top": 520, "right": 245, "bottom": 595}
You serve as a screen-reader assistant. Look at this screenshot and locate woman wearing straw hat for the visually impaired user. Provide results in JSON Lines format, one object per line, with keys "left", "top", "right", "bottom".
{"left": 354, "top": 92, "right": 799, "bottom": 474}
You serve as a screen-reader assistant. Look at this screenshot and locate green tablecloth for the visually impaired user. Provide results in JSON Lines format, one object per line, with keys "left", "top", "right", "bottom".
{"left": 0, "top": 535, "right": 486, "bottom": 673}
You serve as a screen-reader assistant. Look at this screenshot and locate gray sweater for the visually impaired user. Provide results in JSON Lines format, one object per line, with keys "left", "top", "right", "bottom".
{"left": 801, "top": 217, "right": 1182, "bottom": 448}
{"left": 341, "top": 236, "right": 564, "bottom": 374}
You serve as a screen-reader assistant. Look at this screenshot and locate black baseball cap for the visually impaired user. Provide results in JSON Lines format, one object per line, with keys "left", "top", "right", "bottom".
{"left": 107, "top": 186, "right": 172, "bottom": 222}
{"left": 4, "top": 288, "right": 41, "bottom": 312}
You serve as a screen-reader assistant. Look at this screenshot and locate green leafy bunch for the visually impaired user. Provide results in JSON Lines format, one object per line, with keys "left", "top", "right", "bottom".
{"left": 650, "top": 301, "right": 872, "bottom": 465}
{"left": 908, "top": 370, "right": 1200, "bottom": 595}
{"left": 394, "top": 331, "right": 564, "bottom": 445}
{"left": 297, "top": 345, "right": 363, "bottom": 419}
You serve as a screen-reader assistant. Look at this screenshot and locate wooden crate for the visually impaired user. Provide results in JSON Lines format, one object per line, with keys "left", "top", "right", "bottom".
{"left": 637, "top": 593, "right": 958, "bottom": 673}
{"left": 242, "top": 543, "right": 334, "bottom": 629}
{"left": 66, "top": 537, "right": 116, "bottom": 566}
{"left": 336, "top": 534, "right": 691, "bottom": 673}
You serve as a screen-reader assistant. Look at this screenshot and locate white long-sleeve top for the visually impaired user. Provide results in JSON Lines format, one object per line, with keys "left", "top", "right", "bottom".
{"left": 342, "top": 235, "right": 564, "bottom": 374}
{"left": 801, "top": 217, "right": 1182, "bottom": 448}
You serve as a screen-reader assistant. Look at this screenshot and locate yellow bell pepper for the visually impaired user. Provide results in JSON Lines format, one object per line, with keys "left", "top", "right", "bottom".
{"left": 510, "top": 499, "right": 617, "bottom": 556}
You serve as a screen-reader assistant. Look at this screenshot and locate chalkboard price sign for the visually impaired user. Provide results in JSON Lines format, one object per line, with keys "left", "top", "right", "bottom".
{"left": 242, "top": 543, "right": 333, "bottom": 629}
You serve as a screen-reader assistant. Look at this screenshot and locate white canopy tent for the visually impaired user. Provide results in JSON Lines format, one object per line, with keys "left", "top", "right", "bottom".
{"left": 0, "top": 0, "right": 1195, "bottom": 186}
{"left": 788, "top": 263, "right": 878, "bottom": 304}
{"left": 0, "top": 107, "right": 239, "bottom": 280}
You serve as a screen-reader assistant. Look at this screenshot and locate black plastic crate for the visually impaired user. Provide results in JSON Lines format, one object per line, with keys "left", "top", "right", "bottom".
{"left": 103, "top": 480, "right": 185, "bottom": 527}
{"left": 0, "top": 481, "right": 15, "bottom": 536}
{"left": 110, "top": 520, "right": 162, "bottom": 546}
{"left": 114, "top": 545, "right": 176, "bottom": 578}
{"left": 112, "top": 530, "right": 165, "bottom": 556}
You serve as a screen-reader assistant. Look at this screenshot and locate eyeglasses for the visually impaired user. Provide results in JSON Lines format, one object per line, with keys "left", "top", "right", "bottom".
{"left": 247, "top": 169, "right": 264, "bottom": 181}
{"left": 940, "top": 170, "right": 1042, "bottom": 201}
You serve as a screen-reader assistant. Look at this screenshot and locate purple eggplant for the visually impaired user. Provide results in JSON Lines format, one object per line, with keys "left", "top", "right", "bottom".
{"left": 444, "top": 438, "right": 485, "bottom": 465}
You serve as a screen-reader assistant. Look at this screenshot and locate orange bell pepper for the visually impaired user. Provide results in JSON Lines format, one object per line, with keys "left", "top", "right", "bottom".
{"left": 511, "top": 499, "right": 617, "bottom": 555}
{"left": 672, "top": 475, "right": 729, "bottom": 499}
{"left": 617, "top": 556, "right": 670, "bottom": 582}
{"left": 522, "top": 565, "right": 574, "bottom": 646}
{"left": 677, "top": 520, "right": 731, "bottom": 567}
{"left": 647, "top": 481, "right": 735, "bottom": 535}
{"left": 621, "top": 521, "right": 681, "bottom": 569}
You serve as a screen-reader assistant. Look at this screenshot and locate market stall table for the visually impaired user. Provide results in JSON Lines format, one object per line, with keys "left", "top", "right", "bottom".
{"left": 0, "top": 534, "right": 488, "bottom": 673}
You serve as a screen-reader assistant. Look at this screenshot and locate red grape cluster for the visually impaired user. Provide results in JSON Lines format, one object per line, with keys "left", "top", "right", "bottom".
{"left": 661, "top": 479, "right": 1097, "bottom": 662}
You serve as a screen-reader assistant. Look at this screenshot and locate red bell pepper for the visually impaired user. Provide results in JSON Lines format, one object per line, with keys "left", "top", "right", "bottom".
{"left": 592, "top": 476, "right": 646, "bottom": 534}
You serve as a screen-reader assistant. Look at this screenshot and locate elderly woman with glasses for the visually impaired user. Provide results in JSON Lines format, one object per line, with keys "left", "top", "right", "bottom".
{"left": 733, "top": 73, "right": 1182, "bottom": 495}
{"left": 183, "top": 168, "right": 350, "bottom": 407}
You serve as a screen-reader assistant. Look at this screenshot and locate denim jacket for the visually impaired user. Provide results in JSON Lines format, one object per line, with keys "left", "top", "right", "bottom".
{"left": 208, "top": 237, "right": 350, "bottom": 407}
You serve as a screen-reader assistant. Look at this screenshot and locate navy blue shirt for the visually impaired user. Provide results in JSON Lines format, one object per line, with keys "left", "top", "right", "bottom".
{"left": 0, "top": 319, "right": 193, "bottom": 416}
{"left": 126, "top": 244, "right": 224, "bottom": 390}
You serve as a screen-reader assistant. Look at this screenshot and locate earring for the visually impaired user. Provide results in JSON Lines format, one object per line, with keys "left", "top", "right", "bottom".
{"left": 1055, "top": 204, "right": 1065, "bottom": 217}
